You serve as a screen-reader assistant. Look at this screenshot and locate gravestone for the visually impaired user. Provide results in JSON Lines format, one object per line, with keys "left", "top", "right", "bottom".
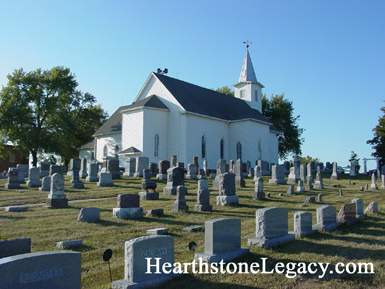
{"left": 337, "top": 203, "right": 358, "bottom": 224}
{"left": 39, "top": 176, "right": 51, "bottom": 191}
{"left": 194, "top": 218, "right": 249, "bottom": 263}
{"left": 318, "top": 194, "right": 322, "bottom": 202}
{"left": 123, "top": 157, "right": 136, "bottom": 177}
{"left": 287, "top": 167, "right": 300, "bottom": 184}
{"left": 252, "top": 165, "right": 261, "bottom": 184}
{"left": 350, "top": 161, "right": 358, "bottom": 177}
{"left": 80, "top": 158, "right": 88, "bottom": 179}
{"left": 364, "top": 183, "right": 368, "bottom": 190}
{"left": 39, "top": 160, "right": 50, "bottom": 177}
{"left": 300, "top": 164, "right": 307, "bottom": 183}
{"left": 71, "top": 170, "right": 85, "bottom": 189}
{"left": 198, "top": 168, "right": 206, "bottom": 179}
{"left": 290, "top": 211, "right": 317, "bottom": 238}
{"left": 106, "top": 157, "right": 121, "bottom": 179}
{"left": 17, "top": 164, "right": 29, "bottom": 179}
{"left": 339, "top": 189, "right": 343, "bottom": 196}
{"left": 370, "top": 173, "right": 378, "bottom": 190}
{"left": 0, "top": 238, "right": 31, "bottom": 258}
{"left": 170, "top": 155, "right": 177, "bottom": 168}
{"left": 113, "top": 194, "right": 143, "bottom": 219}
{"left": 287, "top": 185, "right": 295, "bottom": 195}
{"left": 235, "top": 159, "right": 245, "bottom": 188}
{"left": 193, "top": 156, "right": 199, "bottom": 175}
{"left": 97, "top": 172, "right": 114, "bottom": 187}
{"left": 4, "top": 168, "right": 20, "bottom": 189}
{"left": 149, "top": 162, "right": 158, "bottom": 177}
{"left": 268, "top": 165, "right": 287, "bottom": 184}
{"left": 77, "top": 207, "right": 100, "bottom": 222}
{"left": 134, "top": 156, "right": 149, "bottom": 177}
{"left": 203, "top": 158, "right": 208, "bottom": 176}
{"left": 146, "top": 228, "right": 168, "bottom": 236}
{"left": 296, "top": 180, "right": 305, "bottom": 192}
{"left": 351, "top": 198, "right": 366, "bottom": 219}
{"left": 229, "top": 160, "right": 234, "bottom": 173}
{"left": 27, "top": 167, "right": 41, "bottom": 188}
{"left": 171, "top": 186, "right": 189, "bottom": 213}
{"left": 156, "top": 160, "right": 170, "bottom": 180}
{"left": 212, "top": 159, "right": 226, "bottom": 190}
{"left": 49, "top": 165, "right": 62, "bottom": 175}
{"left": 304, "top": 196, "right": 315, "bottom": 203}
{"left": 111, "top": 236, "right": 177, "bottom": 289}
{"left": 139, "top": 169, "right": 159, "bottom": 200}
{"left": 330, "top": 162, "right": 339, "bottom": 180}
{"left": 186, "top": 163, "right": 198, "bottom": 179}
{"left": 86, "top": 163, "right": 99, "bottom": 182}
{"left": 56, "top": 240, "right": 82, "bottom": 249}
{"left": 305, "top": 176, "right": 313, "bottom": 190}
{"left": 67, "top": 158, "right": 81, "bottom": 176}
{"left": 381, "top": 175, "right": 385, "bottom": 189}
{"left": 217, "top": 172, "right": 239, "bottom": 206}
{"left": 46, "top": 173, "right": 68, "bottom": 208}
{"left": 146, "top": 209, "right": 164, "bottom": 217}
{"left": 252, "top": 177, "right": 265, "bottom": 200}
{"left": 283, "top": 161, "right": 290, "bottom": 174}
{"left": 163, "top": 167, "right": 184, "bottom": 195}
{"left": 313, "top": 172, "right": 324, "bottom": 189}
{"left": 312, "top": 205, "right": 341, "bottom": 232}
{"left": 0, "top": 251, "right": 81, "bottom": 289}
{"left": 364, "top": 201, "right": 378, "bottom": 214}
{"left": 307, "top": 162, "right": 312, "bottom": 177}
{"left": 194, "top": 180, "right": 212, "bottom": 211}
{"left": 258, "top": 160, "right": 270, "bottom": 175}
{"left": 248, "top": 207, "right": 295, "bottom": 248}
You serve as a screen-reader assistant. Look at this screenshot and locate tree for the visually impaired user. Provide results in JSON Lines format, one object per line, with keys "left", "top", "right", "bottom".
{"left": 214, "top": 86, "right": 234, "bottom": 96}
{"left": 367, "top": 104, "right": 385, "bottom": 168}
{"left": 262, "top": 93, "right": 304, "bottom": 160}
{"left": 299, "top": 155, "right": 320, "bottom": 165}
{"left": 0, "top": 66, "right": 107, "bottom": 167}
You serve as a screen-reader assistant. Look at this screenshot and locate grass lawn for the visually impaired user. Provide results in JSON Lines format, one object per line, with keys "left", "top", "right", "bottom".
{"left": 0, "top": 173, "right": 384, "bottom": 289}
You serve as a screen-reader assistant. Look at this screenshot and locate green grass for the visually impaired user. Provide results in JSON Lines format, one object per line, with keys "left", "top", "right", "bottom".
{"left": 0, "top": 173, "right": 384, "bottom": 289}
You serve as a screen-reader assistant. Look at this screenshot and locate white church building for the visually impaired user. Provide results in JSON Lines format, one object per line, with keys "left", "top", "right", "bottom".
{"left": 82, "top": 49, "right": 279, "bottom": 170}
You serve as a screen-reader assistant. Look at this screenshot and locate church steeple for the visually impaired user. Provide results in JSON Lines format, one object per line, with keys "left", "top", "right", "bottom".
{"left": 239, "top": 49, "right": 258, "bottom": 83}
{"left": 233, "top": 45, "right": 264, "bottom": 112}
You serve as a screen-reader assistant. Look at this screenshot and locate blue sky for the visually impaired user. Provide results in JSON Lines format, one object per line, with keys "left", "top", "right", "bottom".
{"left": 1, "top": 0, "right": 384, "bottom": 170}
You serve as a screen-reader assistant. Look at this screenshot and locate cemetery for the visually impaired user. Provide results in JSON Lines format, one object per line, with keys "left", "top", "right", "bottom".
{"left": 0, "top": 161, "right": 384, "bottom": 288}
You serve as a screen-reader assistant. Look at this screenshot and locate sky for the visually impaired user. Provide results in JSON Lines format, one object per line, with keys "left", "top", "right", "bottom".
{"left": 0, "top": 0, "right": 384, "bottom": 170}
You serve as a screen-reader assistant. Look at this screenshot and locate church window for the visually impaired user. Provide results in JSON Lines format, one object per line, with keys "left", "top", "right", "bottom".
{"left": 201, "top": 135, "right": 206, "bottom": 158}
{"left": 91, "top": 152, "right": 95, "bottom": 160}
{"left": 103, "top": 145, "right": 108, "bottom": 157}
{"left": 154, "top": 134, "right": 159, "bottom": 157}
{"left": 220, "top": 138, "right": 224, "bottom": 159}
{"left": 239, "top": 90, "right": 244, "bottom": 99}
{"left": 115, "top": 145, "right": 120, "bottom": 159}
{"left": 255, "top": 90, "right": 258, "bottom": 101}
{"left": 236, "top": 142, "right": 242, "bottom": 160}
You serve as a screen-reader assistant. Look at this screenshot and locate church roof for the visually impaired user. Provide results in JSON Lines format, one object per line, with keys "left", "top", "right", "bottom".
{"left": 93, "top": 95, "right": 168, "bottom": 137}
{"left": 78, "top": 139, "right": 94, "bottom": 150}
{"left": 154, "top": 73, "right": 271, "bottom": 123}
{"left": 239, "top": 49, "right": 258, "bottom": 83}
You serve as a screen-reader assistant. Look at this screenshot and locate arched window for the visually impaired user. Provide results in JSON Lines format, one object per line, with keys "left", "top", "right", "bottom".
{"left": 236, "top": 142, "right": 242, "bottom": 160}
{"left": 114, "top": 145, "right": 120, "bottom": 159}
{"left": 201, "top": 135, "right": 206, "bottom": 158}
{"left": 103, "top": 145, "right": 108, "bottom": 157}
{"left": 154, "top": 134, "right": 159, "bottom": 157}
{"left": 220, "top": 138, "right": 224, "bottom": 159}
{"left": 258, "top": 140, "right": 262, "bottom": 160}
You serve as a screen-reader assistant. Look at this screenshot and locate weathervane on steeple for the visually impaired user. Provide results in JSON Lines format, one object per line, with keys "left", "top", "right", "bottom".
{"left": 243, "top": 40, "right": 252, "bottom": 48}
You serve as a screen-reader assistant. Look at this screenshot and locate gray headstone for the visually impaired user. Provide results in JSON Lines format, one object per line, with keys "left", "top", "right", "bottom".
{"left": 112, "top": 236, "right": 176, "bottom": 288}
{"left": 248, "top": 207, "right": 295, "bottom": 248}
{"left": 46, "top": 173, "right": 68, "bottom": 208}
{"left": 171, "top": 186, "right": 189, "bottom": 213}
{"left": 86, "top": 163, "right": 99, "bottom": 182}
{"left": 77, "top": 207, "right": 100, "bottom": 222}
{"left": 330, "top": 162, "right": 339, "bottom": 180}
{"left": 163, "top": 167, "right": 184, "bottom": 195}
{"left": 0, "top": 251, "right": 81, "bottom": 289}
{"left": 27, "top": 167, "right": 41, "bottom": 188}
{"left": 351, "top": 198, "right": 365, "bottom": 218}
{"left": 269, "top": 165, "right": 287, "bottom": 184}
{"left": 97, "top": 172, "right": 114, "bottom": 187}
{"left": 5, "top": 168, "right": 20, "bottom": 189}
{"left": 118, "top": 194, "right": 140, "bottom": 208}
{"left": 39, "top": 176, "right": 51, "bottom": 191}
{"left": 292, "top": 211, "right": 316, "bottom": 238}
{"left": 134, "top": 157, "right": 149, "bottom": 177}
{"left": 313, "top": 205, "right": 341, "bottom": 231}
{"left": 0, "top": 238, "right": 31, "bottom": 258}
{"left": 337, "top": 203, "right": 357, "bottom": 224}
{"left": 195, "top": 180, "right": 212, "bottom": 211}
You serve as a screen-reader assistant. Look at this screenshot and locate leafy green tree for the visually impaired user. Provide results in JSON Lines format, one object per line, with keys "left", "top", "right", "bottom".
{"left": 262, "top": 93, "right": 304, "bottom": 160}
{"left": 299, "top": 155, "right": 320, "bottom": 164}
{"left": 214, "top": 86, "right": 234, "bottom": 96}
{"left": 0, "top": 66, "right": 107, "bottom": 167}
{"left": 367, "top": 104, "right": 385, "bottom": 168}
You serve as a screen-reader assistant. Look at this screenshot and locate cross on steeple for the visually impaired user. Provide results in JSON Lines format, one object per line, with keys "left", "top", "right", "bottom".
{"left": 243, "top": 40, "right": 252, "bottom": 48}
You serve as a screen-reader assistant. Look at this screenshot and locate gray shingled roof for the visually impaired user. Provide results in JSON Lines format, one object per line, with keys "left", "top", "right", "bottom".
{"left": 154, "top": 73, "right": 272, "bottom": 124}
{"left": 78, "top": 139, "right": 94, "bottom": 150}
{"left": 93, "top": 95, "right": 168, "bottom": 137}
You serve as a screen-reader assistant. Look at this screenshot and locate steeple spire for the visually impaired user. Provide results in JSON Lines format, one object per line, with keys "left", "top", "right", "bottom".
{"left": 239, "top": 48, "right": 258, "bottom": 83}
